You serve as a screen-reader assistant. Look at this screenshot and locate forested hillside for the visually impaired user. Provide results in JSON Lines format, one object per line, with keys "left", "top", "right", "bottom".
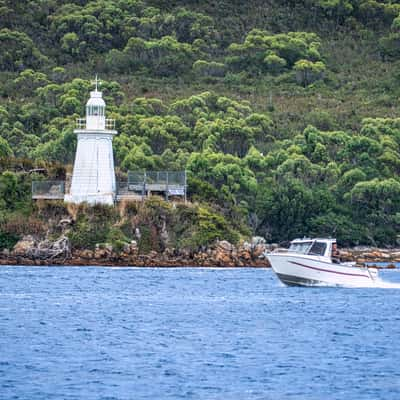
{"left": 1, "top": 0, "right": 400, "bottom": 249}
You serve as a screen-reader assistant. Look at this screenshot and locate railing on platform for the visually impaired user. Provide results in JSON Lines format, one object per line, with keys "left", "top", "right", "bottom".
{"left": 32, "top": 181, "right": 65, "bottom": 200}
{"left": 126, "top": 171, "right": 187, "bottom": 199}
{"left": 32, "top": 173, "right": 186, "bottom": 202}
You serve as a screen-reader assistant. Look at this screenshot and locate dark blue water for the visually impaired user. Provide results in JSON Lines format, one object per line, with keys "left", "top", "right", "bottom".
{"left": 1, "top": 267, "right": 400, "bottom": 400}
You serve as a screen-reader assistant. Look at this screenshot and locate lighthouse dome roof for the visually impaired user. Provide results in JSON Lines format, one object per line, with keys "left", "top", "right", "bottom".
{"left": 86, "top": 90, "right": 105, "bottom": 107}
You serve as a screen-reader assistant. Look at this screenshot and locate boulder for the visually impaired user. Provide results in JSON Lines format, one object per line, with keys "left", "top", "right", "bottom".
{"left": 123, "top": 241, "right": 138, "bottom": 255}
{"left": 252, "top": 244, "right": 266, "bottom": 257}
{"left": 238, "top": 249, "right": 252, "bottom": 261}
{"left": 94, "top": 248, "right": 108, "bottom": 259}
{"left": 79, "top": 249, "right": 94, "bottom": 259}
{"left": 353, "top": 246, "right": 374, "bottom": 252}
{"left": 13, "top": 235, "right": 70, "bottom": 260}
{"left": 241, "top": 241, "right": 251, "bottom": 251}
{"left": 13, "top": 235, "right": 36, "bottom": 256}
{"left": 216, "top": 240, "right": 234, "bottom": 253}
{"left": 251, "top": 236, "right": 266, "bottom": 246}
{"left": 149, "top": 251, "right": 158, "bottom": 259}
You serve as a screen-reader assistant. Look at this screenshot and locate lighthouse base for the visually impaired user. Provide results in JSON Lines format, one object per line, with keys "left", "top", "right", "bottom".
{"left": 66, "top": 130, "right": 117, "bottom": 206}
{"left": 64, "top": 193, "right": 115, "bottom": 206}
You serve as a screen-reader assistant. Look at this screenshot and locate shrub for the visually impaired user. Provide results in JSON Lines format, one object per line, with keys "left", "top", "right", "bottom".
{"left": 0, "top": 29, "right": 47, "bottom": 71}
{"left": 193, "top": 60, "right": 227, "bottom": 77}
{"left": 294, "top": 60, "right": 326, "bottom": 86}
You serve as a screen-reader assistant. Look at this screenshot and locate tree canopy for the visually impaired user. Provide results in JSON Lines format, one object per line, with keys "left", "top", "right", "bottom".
{"left": 1, "top": 0, "right": 400, "bottom": 247}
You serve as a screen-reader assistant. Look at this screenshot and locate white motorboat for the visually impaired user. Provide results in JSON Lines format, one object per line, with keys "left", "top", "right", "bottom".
{"left": 267, "top": 238, "right": 379, "bottom": 287}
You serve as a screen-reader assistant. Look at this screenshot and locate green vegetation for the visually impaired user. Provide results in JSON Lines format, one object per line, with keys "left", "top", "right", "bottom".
{"left": 1, "top": 0, "right": 400, "bottom": 249}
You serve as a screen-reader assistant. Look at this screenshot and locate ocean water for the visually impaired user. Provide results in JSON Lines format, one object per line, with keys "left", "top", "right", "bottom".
{"left": 1, "top": 267, "right": 400, "bottom": 400}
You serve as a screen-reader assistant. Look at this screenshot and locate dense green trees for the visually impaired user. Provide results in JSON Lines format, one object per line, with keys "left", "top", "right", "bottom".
{"left": 107, "top": 36, "right": 196, "bottom": 76}
{"left": 2, "top": 0, "right": 400, "bottom": 247}
{"left": 227, "top": 30, "right": 325, "bottom": 81}
{"left": 3, "top": 70, "right": 400, "bottom": 244}
{"left": 0, "top": 29, "right": 47, "bottom": 71}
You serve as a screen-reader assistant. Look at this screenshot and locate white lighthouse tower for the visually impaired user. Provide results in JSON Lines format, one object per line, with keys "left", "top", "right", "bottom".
{"left": 64, "top": 76, "right": 117, "bottom": 205}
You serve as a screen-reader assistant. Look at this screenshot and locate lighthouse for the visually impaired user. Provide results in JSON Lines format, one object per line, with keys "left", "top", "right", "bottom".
{"left": 64, "top": 76, "right": 117, "bottom": 205}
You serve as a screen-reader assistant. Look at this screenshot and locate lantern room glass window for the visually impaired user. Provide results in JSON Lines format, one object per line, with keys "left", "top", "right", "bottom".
{"left": 87, "top": 105, "right": 105, "bottom": 116}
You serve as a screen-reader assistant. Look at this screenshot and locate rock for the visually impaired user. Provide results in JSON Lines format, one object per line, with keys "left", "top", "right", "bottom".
{"left": 238, "top": 249, "right": 252, "bottom": 261}
{"left": 94, "top": 248, "right": 108, "bottom": 259}
{"left": 217, "top": 254, "right": 232, "bottom": 265}
{"left": 149, "top": 251, "right": 158, "bottom": 259}
{"left": 251, "top": 236, "right": 266, "bottom": 246}
{"left": 181, "top": 249, "right": 191, "bottom": 258}
{"left": 353, "top": 246, "right": 374, "bottom": 252}
{"left": 379, "top": 253, "right": 391, "bottom": 260}
{"left": 79, "top": 249, "right": 94, "bottom": 259}
{"left": 241, "top": 241, "right": 251, "bottom": 251}
{"left": 123, "top": 242, "right": 138, "bottom": 255}
{"left": 38, "top": 236, "right": 71, "bottom": 259}
{"left": 252, "top": 244, "right": 266, "bottom": 257}
{"left": 216, "top": 240, "right": 234, "bottom": 253}
{"left": 13, "top": 235, "right": 70, "bottom": 260}
{"left": 163, "top": 247, "right": 175, "bottom": 257}
{"left": 339, "top": 250, "right": 352, "bottom": 258}
{"left": 13, "top": 235, "right": 36, "bottom": 256}
{"left": 362, "top": 252, "right": 375, "bottom": 259}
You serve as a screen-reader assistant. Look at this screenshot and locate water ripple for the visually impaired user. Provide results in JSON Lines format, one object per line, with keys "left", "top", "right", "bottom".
{"left": 0, "top": 267, "right": 400, "bottom": 399}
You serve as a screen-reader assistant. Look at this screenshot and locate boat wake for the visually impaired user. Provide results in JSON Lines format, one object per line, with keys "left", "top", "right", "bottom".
{"left": 311, "top": 278, "right": 400, "bottom": 289}
{"left": 359, "top": 278, "right": 400, "bottom": 289}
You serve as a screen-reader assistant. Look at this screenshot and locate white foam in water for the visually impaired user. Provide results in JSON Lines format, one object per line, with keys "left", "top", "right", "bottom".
{"left": 366, "top": 277, "right": 400, "bottom": 289}
{"left": 298, "top": 275, "right": 400, "bottom": 289}
{"left": 337, "top": 277, "right": 400, "bottom": 289}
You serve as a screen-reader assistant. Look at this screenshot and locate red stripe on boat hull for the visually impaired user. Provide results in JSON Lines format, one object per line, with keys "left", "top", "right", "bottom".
{"left": 289, "top": 261, "right": 368, "bottom": 278}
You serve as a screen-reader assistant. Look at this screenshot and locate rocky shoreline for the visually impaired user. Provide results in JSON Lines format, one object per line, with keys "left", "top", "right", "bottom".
{"left": 0, "top": 235, "right": 399, "bottom": 268}
{"left": 0, "top": 236, "right": 269, "bottom": 267}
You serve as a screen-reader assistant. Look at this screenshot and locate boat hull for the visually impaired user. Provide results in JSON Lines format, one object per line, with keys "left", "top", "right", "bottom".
{"left": 267, "top": 254, "right": 377, "bottom": 287}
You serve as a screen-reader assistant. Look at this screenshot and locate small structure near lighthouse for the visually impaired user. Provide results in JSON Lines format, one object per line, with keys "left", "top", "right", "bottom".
{"left": 64, "top": 76, "right": 117, "bottom": 205}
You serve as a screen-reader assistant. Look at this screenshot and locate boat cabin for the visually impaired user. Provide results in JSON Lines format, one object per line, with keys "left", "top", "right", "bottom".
{"left": 288, "top": 238, "right": 336, "bottom": 259}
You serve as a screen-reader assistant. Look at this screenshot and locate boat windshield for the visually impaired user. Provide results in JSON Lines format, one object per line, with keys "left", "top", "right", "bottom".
{"left": 307, "top": 241, "right": 327, "bottom": 256}
{"left": 288, "top": 241, "right": 313, "bottom": 254}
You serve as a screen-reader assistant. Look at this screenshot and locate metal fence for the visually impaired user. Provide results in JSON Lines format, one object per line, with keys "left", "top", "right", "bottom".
{"left": 32, "top": 181, "right": 65, "bottom": 199}
{"left": 127, "top": 171, "right": 186, "bottom": 197}
{"left": 128, "top": 171, "right": 185, "bottom": 186}
{"left": 32, "top": 172, "right": 186, "bottom": 201}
